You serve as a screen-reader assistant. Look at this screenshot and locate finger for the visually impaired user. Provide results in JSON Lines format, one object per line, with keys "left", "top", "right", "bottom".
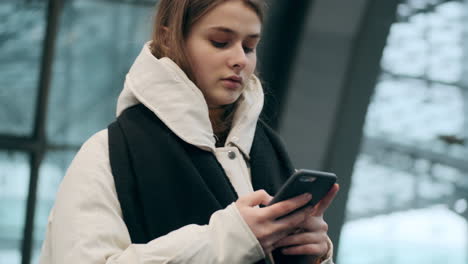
{"left": 265, "top": 227, "right": 294, "bottom": 248}
{"left": 274, "top": 232, "right": 324, "bottom": 248}
{"left": 266, "top": 193, "right": 312, "bottom": 219}
{"left": 281, "top": 242, "right": 328, "bottom": 256}
{"left": 301, "top": 217, "right": 328, "bottom": 234}
{"left": 238, "top": 189, "right": 273, "bottom": 207}
{"left": 272, "top": 206, "right": 313, "bottom": 234}
{"left": 313, "top": 184, "right": 339, "bottom": 216}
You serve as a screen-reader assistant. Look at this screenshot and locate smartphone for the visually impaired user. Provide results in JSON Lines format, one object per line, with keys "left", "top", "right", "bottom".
{"left": 268, "top": 169, "right": 337, "bottom": 213}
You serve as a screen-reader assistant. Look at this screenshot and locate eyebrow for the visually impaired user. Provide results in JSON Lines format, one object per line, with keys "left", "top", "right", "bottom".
{"left": 208, "top": 26, "right": 261, "bottom": 39}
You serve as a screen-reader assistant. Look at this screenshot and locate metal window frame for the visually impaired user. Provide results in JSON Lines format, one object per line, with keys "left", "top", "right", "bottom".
{"left": 19, "top": 1, "right": 63, "bottom": 263}
{"left": 322, "top": 0, "right": 468, "bottom": 260}
{"left": 355, "top": 0, "right": 468, "bottom": 222}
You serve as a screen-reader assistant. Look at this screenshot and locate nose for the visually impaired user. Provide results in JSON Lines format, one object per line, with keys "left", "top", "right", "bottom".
{"left": 228, "top": 43, "right": 247, "bottom": 72}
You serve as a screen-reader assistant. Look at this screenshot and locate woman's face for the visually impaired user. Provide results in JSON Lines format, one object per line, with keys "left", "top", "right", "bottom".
{"left": 185, "top": 0, "right": 261, "bottom": 108}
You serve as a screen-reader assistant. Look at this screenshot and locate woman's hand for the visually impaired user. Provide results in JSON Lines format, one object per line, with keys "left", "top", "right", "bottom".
{"left": 273, "top": 184, "right": 339, "bottom": 261}
{"left": 235, "top": 190, "right": 314, "bottom": 254}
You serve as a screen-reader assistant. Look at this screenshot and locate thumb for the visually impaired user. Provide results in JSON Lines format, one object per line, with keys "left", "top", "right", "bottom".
{"left": 239, "top": 189, "right": 273, "bottom": 207}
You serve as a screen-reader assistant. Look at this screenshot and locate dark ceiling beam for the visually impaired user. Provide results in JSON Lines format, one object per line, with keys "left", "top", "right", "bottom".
{"left": 257, "top": 0, "right": 314, "bottom": 130}
{"left": 21, "top": 0, "right": 63, "bottom": 263}
{"left": 363, "top": 137, "right": 468, "bottom": 173}
{"left": 321, "top": 0, "right": 400, "bottom": 260}
{"left": 275, "top": 0, "right": 372, "bottom": 260}
{"left": 396, "top": 0, "right": 460, "bottom": 20}
{"left": 381, "top": 70, "right": 468, "bottom": 91}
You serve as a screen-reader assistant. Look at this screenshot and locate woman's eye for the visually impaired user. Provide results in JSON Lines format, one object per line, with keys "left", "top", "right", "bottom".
{"left": 211, "top": 41, "right": 227, "bottom": 48}
{"left": 243, "top": 46, "right": 254, "bottom": 53}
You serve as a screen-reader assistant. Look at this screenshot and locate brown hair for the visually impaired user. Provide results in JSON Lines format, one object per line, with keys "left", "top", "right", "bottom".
{"left": 150, "top": 0, "right": 265, "bottom": 81}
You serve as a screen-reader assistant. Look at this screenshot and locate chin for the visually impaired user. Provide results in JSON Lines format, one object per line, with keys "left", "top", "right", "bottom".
{"left": 208, "top": 93, "right": 242, "bottom": 108}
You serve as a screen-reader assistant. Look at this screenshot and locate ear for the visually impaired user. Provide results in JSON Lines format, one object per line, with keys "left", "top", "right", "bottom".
{"left": 160, "top": 26, "right": 171, "bottom": 55}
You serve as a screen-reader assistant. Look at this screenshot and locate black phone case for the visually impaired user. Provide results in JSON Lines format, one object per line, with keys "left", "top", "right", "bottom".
{"left": 268, "top": 169, "right": 337, "bottom": 210}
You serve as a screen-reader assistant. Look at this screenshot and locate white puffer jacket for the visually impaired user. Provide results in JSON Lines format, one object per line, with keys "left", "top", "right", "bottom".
{"left": 38, "top": 42, "right": 334, "bottom": 264}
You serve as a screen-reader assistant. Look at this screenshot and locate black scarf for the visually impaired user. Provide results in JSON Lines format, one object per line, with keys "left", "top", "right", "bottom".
{"left": 108, "top": 104, "right": 301, "bottom": 263}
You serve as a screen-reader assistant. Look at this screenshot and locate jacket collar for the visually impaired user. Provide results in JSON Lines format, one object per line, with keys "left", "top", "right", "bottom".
{"left": 116, "top": 42, "right": 264, "bottom": 157}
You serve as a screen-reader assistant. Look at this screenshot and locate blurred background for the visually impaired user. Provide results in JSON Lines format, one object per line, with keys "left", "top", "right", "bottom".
{"left": 0, "top": 0, "right": 467, "bottom": 263}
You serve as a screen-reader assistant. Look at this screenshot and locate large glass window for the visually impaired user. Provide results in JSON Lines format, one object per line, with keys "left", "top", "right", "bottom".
{"left": 47, "top": 0, "right": 154, "bottom": 145}
{"left": 0, "top": 0, "right": 157, "bottom": 263}
{"left": 338, "top": 0, "right": 468, "bottom": 263}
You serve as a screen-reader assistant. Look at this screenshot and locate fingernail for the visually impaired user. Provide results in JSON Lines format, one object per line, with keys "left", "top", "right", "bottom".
{"left": 299, "top": 193, "right": 311, "bottom": 201}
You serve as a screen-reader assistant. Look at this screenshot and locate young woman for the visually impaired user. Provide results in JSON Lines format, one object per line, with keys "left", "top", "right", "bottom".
{"left": 39, "top": 0, "right": 339, "bottom": 263}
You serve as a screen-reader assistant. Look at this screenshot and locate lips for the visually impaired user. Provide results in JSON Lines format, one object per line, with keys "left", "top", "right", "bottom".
{"left": 223, "top": 75, "right": 243, "bottom": 83}
{"left": 221, "top": 75, "right": 243, "bottom": 89}
{"left": 221, "top": 79, "right": 242, "bottom": 89}
{"left": 225, "top": 75, "right": 243, "bottom": 83}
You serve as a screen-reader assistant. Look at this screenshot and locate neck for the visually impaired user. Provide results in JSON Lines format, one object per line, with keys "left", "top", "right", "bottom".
{"left": 208, "top": 104, "right": 235, "bottom": 147}
{"left": 210, "top": 106, "right": 227, "bottom": 123}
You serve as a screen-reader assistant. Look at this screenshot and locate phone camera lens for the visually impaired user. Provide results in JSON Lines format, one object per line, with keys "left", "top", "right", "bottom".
{"left": 299, "top": 176, "right": 317, "bottom": 182}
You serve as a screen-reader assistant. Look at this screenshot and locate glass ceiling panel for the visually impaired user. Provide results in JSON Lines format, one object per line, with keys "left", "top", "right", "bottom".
{"left": 426, "top": 2, "right": 463, "bottom": 83}
{"left": 339, "top": 0, "right": 468, "bottom": 263}
{"left": 364, "top": 76, "right": 464, "bottom": 146}
{"left": 46, "top": 0, "right": 156, "bottom": 146}
{"left": 0, "top": 1, "right": 47, "bottom": 137}
{"left": 382, "top": 1, "right": 464, "bottom": 83}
